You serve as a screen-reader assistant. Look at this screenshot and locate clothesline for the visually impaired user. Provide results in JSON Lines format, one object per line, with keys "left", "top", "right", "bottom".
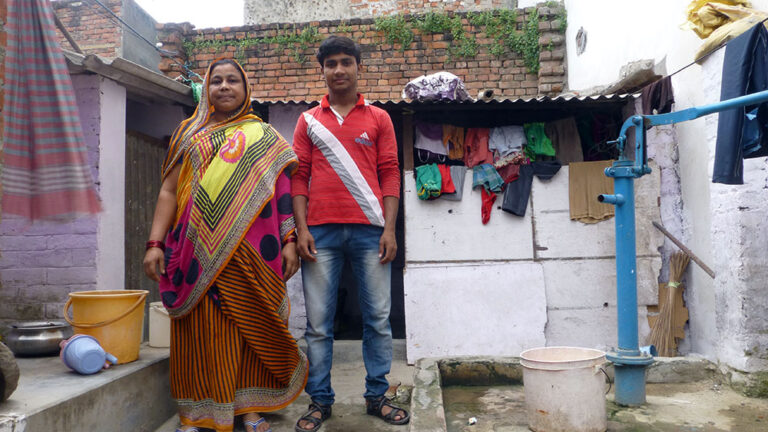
{"left": 650, "top": 17, "right": 768, "bottom": 86}
{"left": 85, "top": 0, "right": 203, "bottom": 81}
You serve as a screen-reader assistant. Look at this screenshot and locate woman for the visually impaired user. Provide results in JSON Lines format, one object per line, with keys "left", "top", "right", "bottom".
{"left": 143, "top": 58, "right": 307, "bottom": 432}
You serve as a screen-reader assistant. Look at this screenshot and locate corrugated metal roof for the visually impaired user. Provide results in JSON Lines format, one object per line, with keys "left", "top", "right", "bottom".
{"left": 252, "top": 93, "right": 634, "bottom": 107}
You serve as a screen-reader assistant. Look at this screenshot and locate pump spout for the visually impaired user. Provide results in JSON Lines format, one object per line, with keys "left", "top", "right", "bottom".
{"left": 597, "top": 194, "right": 624, "bottom": 205}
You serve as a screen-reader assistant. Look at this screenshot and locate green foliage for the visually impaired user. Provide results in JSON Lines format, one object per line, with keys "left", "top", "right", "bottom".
{"left": 505, "top": 9, "right": 541, "bottom": 74}
{"left": 545, "top": 0, "right": 568, "bottom": 33}
{"left": 374, "top": 15, "right": 414, "bottom": 51}
{"left": 183, "top": 25, "right": 321, "bottom": 64}
{"left": 336, "top": 21, "right": 352, "bottom": 34}
{"left": 181, "top": 9, "right": 555, "bottom": 73}
{"left": 413, "top": 13, "right": 478, "bottom": 58}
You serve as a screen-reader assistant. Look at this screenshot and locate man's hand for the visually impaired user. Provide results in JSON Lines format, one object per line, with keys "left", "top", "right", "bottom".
{"left": 378, "top": 230, "right": 397, "bottom": 264}
{"left": 282, "top": 242, "right": 300, "bottom": 280}
{"left": 296, "top": 229, "right": 317, "bottom": 262}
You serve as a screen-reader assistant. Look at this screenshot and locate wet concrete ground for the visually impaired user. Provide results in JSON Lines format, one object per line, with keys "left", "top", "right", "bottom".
{"left": 442, "top": 381, "right": 768, "bottom": 432}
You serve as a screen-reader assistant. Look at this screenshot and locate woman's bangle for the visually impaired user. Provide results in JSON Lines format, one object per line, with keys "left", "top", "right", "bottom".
{"left": 283, "top": 236, "right": 297, "bottom": 245}
{"left": 146, "top": 240, "right": 166, "bottom": 251}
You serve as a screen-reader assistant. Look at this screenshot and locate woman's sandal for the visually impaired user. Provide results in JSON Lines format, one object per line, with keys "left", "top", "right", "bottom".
{"left": 244, "top": 417, "right": 272, "bottom": 432}
{"left": 366, "top": 396, "right": 410, "bottom": 425}
{"left": 174, "top": 428, "right": 199, "bottom": 432}
{"left": 294, "top": 402, "right": 332, "bottom": 432}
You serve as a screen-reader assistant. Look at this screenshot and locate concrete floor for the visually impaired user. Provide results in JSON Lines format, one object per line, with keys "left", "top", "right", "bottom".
{"left": 0, "top": 346, "right": 174, "bottom": 431}
{"left": 156, "top": 339, "right": 415, "bottom": 432}
{"left": 441, "top": 381, "right": 768, "bottom": 432}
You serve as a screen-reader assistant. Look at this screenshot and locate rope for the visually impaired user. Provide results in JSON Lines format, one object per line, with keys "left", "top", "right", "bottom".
{"left": 83, "top": 0, "right": 203, "bottom": 82}
{"left": 650, "top": 17, "right": 768, "bottom": 86}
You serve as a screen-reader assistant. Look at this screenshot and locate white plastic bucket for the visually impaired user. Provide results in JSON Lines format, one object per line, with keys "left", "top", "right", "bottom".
{"left": 520, "top": 346, "right": 607, "bottom": 432}
{"left": 148, "top": 302, "right": 170, "bottom": 348}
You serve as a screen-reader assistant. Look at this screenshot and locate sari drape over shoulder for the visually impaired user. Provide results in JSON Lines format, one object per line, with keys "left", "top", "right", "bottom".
{"left": 157, "top": 60, "right": 307, "bottom": 431}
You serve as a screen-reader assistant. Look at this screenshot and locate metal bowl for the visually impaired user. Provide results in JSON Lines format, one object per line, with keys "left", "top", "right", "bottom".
{"left": 4, "top": 321, "right": 74, "bottom": 357}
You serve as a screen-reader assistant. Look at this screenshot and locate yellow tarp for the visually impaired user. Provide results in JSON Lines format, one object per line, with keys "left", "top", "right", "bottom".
{"left": 682, "top": 1, "right": 768, "bottom": 60}
{"left": 682, "top": 0, "right": 751, "bottom": 38}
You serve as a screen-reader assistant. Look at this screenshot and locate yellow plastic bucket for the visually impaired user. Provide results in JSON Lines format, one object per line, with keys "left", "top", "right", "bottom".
{"left": 63, "top": 290, "right": 148, "bottom": 364}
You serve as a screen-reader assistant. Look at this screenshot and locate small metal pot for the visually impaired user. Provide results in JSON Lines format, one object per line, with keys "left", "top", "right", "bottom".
{"left": 4, "top": 321, "right": 74, "bottom": 357}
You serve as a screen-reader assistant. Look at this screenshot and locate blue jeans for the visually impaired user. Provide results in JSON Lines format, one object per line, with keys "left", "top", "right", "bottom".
{"left": 302, "top": 223, "right": 393, "bottom": 406}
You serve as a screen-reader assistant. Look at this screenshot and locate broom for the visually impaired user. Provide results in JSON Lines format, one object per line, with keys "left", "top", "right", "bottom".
{"left": 649, "top": 251, "right": 690, "bottom": 357}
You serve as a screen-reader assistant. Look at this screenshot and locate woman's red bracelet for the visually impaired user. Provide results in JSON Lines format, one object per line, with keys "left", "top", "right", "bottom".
{"left": 283, "top": 236, "right": 297, "bottom": 245}
{"left": 146, "top": 240, "right": 166, "bottom": 251}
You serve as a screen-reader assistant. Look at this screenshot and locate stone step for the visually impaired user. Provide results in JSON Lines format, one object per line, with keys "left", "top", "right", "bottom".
{"left": 0, "top": 345, "right": 173, "bottom": 432}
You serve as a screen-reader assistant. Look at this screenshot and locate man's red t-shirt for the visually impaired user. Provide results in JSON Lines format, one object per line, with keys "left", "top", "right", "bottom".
{"left": 291, "top": 94, "right": 400, "bottom": 227}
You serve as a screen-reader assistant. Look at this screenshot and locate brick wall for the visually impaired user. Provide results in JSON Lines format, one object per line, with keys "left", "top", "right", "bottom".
{"left": 52, "top": 0, "right": 123, "bottom": 58}
{"left": 159, "top": 5, "right": 566, "bottom": 102}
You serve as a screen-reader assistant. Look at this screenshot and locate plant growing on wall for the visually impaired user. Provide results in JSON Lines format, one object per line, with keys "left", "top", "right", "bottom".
{"left": 183, "top": 25, "right": 321, "bottom": 64}
{"left": 545, "top": 0, "right": 567, "bottom": 33}
{"left": 374, "top": 15, "right": 414, "bottom": 51}
{"left": 374, "top": 9, "right": 550, "bottom": 73}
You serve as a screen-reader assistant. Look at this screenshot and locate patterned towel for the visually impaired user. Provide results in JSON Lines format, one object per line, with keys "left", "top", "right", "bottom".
{"left": 3, "top": 0, "right": 101, "bottom": 219}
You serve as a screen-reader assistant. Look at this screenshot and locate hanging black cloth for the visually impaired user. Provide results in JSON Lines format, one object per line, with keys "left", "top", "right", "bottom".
{"left": 640, "top": 76, "right": 675, "bottom": 115}
{"left": 713, "top": 23, "right": 768, "bottom": 185}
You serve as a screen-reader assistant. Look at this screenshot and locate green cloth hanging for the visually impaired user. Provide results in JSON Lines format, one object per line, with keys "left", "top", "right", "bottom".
{"left": 415, "top": 164, "right": 442, "bottom": 200}
{"left": 524, "top": 122, "right": 556, "bottom": 161}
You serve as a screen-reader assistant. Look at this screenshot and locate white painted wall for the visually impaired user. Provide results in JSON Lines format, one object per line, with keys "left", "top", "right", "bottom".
{"left": 403, "top": 162, "right": 662, "bottom": 362}
{"left": 96, "top": 78, "right": 127, "bottom": 291}
{"left": 564, "top": 0, "right": 768, "bottom": 370}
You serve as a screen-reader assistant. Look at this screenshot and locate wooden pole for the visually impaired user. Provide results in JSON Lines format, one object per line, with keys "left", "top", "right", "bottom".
{"left": 53, "top": 13, "right": 83, "bottom": 54}
{"left": 652, "top": 221, "right": 715, "bottom": 279}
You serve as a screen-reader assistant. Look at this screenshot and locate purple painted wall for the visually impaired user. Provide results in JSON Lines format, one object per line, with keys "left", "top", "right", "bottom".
{"left": 0, "top": 74, "right": 102, "bottom": 324}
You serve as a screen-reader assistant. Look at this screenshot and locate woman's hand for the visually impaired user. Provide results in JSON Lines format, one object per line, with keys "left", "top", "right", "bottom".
{"left": 282, "top": 242, "right": 300, "bottom": 281}
{"left": 143, "top": 247, "right": 165, "bottom": 282}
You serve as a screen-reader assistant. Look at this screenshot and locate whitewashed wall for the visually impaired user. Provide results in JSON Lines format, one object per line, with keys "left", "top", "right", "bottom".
{"left": 96, "top": 78, "right": 127, "bottom": 292}
{"left": 565, "top": 0, "right": 768, "bottom": 371}
{"left": 403, "top": 164, "right": 662, "bottom": 363}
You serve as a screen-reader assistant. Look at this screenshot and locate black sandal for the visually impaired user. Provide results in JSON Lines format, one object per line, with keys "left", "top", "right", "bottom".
{"left": 366, "top": 396, "right": 410, "bottom": 425}
{"left": 294, "top": 401, "right": 332, "bottom": 432}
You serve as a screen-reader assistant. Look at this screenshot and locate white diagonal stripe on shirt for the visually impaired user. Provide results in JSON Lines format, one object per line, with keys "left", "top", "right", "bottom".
{"left": 303, "top": 112, "right": 385, "bottom": 227}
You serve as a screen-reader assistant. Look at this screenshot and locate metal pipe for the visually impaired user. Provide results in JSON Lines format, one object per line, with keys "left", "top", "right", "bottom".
{"left": 604, "top": 87, "right": 768, "bottom": 407}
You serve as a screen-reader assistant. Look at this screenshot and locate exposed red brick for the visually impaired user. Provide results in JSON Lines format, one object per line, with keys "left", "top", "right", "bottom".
{"left": 154, "top": 9, "right": 565, "bottom": 102}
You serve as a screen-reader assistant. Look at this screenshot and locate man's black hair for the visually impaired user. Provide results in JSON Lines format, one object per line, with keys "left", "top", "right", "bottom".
{"left": 317, "top": 36, "right": 361, "bottom": 66}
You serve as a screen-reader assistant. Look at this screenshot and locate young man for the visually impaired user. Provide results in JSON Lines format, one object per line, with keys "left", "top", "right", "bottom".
{"left": 291, "top": 36, "right": 409, "bottom": 432}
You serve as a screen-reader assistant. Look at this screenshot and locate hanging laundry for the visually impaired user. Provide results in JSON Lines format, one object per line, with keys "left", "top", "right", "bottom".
{"left": 415, "top": 148, "right": 449, "bottom": 166}
{"left": 415, "top": 164, "right": 442, "bottom": 200}
{"left": 464, "top": 128, "right": 493, "bottom": 168}
{"left": 523, "top": 123, "right": 556, "bottom": 162}
{"left": 713, "top": 23, "right": 768, "bottom": 184}
{"left": 568, "top": 160, "right": 615, "bottom": 223}
{"left": 532, "top": 160, "right": 562, "bottom": 180}
{"left": 501, "top": 164, "right": 534, "bottom": 217}
{"left": 472, "top": 164, "right": 505, "bottom": 193}
{"left": 545, "top": 117, "right": 584, "bottom": 164}
{"left": 437, "top": 164, "right": 456, "bottom": 194}
{"left": 480, "top": 188, "right": 497, "bottom": 225}
{"left": 415, "top": 122, "right": 447, "bottom": 155}
{"left": 494, "top": 152, "right": 528, "bottom": 183}
{"left": 640, "top": 76, "right": 675, "bottom": 115}
{"left": 441, "top": 166, "right": 467, "bottom": 201}
{"left": 496, "top": 163, "right": 521, "bottom": 183}
{"left": 3, "top": 0, "right": 102, "bottom": 219}
{"left": 576, "top": 114, "right": 620, "bottom": 161}
{"left": 442, "top": 125, "right": 465, "bottom": 161}
{"left": 489, "top": 126, "right": 526, "bottom": 159}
